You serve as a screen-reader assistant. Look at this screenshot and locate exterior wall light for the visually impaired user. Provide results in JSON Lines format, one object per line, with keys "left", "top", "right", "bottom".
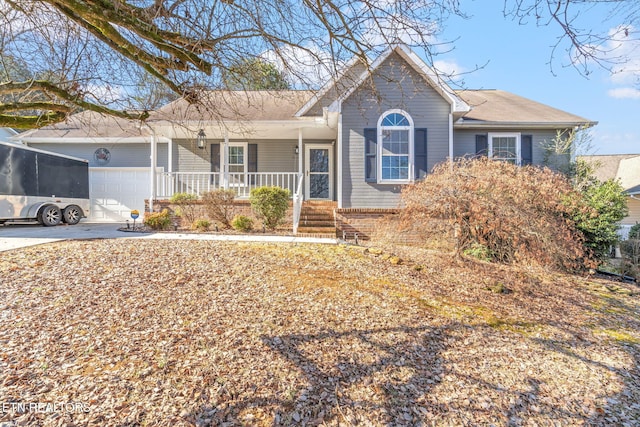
{"left": 196, "top": 129, "right": 206, "bottom": 149}
{"left": 294, "top": 145, "right": 299, "bottom": 155}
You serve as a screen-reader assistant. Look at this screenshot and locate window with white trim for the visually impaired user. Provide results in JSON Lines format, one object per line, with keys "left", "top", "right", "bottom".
{"left": 488, "top": 133, "right": 521, "bottom": 164}
{"left": 378, "top": 110, "right": 414, "bottom": 183}
{"left": 227, "top": 142, "right": 248, "bottom": 186}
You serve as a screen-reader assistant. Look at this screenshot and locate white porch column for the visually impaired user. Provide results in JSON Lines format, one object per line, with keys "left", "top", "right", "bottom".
{"left": 448, "top": 112, "right": 454, "bottom": 163}
{"left": 223, "top": 132, "right": 229, "bottom": 190}
{"left": 298, "top": 128, "right": 303, "bottom": 183}
{"left": 148, "top": 126, "right": 157, "bottom": 212}
{"left": 337, "top": 107, "right": 343, "bottom": 208}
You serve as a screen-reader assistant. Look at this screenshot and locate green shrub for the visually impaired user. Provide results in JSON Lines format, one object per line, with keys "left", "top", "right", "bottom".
{"left": 144, "top": 209, "right": 171, "bottom": 230}
{"left": 191, "top": 218, "right": 211, "bottom": 231}
{"left": 249, "top": 186, "right": 290, "bottom": 230}
{"left": 231, "top": 215, "right": 253, "bottom": 232}
{"left": 202, "top": 189, "right": 236, "bottom": 229}
{"left": 629, "top": 223, "right": 640, "bottom": 240}
{"left": 463, "top": 243, "right": 493, "bottom": 262}
{"left": 170, "top": 192, "right": 199, "bottom": 225}
{"left": 570, "top": 178, "right": 628, "bottom": 263}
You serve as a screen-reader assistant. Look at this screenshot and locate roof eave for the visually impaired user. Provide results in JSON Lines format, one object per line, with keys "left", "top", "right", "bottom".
{"left": 455, "top": 120, "right": 598, "bottom": 129}
{"left": 17, "top": 136, "right": 172, "bottom": 144}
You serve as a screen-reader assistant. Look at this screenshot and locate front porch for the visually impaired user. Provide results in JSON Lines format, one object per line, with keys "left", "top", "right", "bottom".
{"left": 155, "top": 170, "right": 338, "bottom": 235}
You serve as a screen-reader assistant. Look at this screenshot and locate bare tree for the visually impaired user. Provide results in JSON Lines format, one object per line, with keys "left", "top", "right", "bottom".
{"left": 1, "top": 1, "right": 636, "bottom": 129}
{"left": 0, "top": 0, "right": 459, "bottom": 128}
{"left": 504, "top": 0, "right": 639, "bottom": 78}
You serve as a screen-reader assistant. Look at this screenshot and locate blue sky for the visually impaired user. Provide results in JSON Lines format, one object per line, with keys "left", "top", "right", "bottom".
{"left": 432, "top": 2, "right": 639, "bottom": 155}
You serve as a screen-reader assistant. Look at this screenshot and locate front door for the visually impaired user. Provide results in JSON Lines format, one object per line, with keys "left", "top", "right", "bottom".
{"left": 305, "top": 145, "right": 332, "bottom": 199}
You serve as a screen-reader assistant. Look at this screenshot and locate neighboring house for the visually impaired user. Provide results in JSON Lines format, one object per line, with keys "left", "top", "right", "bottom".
{"left": 14, "top": 44, "right": 595, "bottom": 235}
{"left": 579, "top": 154, "right": 640, "bottom": 239}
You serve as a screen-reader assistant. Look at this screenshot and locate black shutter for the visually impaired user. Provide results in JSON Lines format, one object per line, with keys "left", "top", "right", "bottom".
{"left": 521, "top": 135, "right": 533, "bottom": 166}
{"left": 248, "top": 143, "right": 258, "bottom": 185}
{"left": 211, "top": 143, "right": 220, "bottom": 172}
{"left": 414, "top": 128, "right": 428, "bottom": 180}
{"left": 364, "top": 128, "right": 377, "bottom": 182}
{"left": 475, "top": 134, "right": 488, "bottom": 157}
{"left": 248, "top": 144, "right": 258, "bottom": 172}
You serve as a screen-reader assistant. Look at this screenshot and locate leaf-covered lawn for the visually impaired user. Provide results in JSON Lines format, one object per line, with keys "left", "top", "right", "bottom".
{"left": 1, "top": 240, "right": 639, "bottom": 426}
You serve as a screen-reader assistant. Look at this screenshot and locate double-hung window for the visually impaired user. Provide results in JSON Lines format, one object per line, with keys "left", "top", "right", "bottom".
{"left": 227, "top": 142, "right": 247, "bottom": 186}
{"left": 378, "top": 110, "right": 414, "bottom": 183}
{"left": 488, "top": 133, "right": 520, "bottom": 164}
{"left": 476, "top": 133, "right": 533, "bottom": 166}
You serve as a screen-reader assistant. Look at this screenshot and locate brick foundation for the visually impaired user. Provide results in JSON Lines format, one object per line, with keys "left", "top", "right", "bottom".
{"left": 334, "top": 208, "right": 399, "bottom": 240}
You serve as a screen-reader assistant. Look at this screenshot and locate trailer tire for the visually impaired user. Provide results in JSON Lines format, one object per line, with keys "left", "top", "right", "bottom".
{"left": 62, "top": 205, "right": 83, "bottom": 225}
{"left": 40, "top": 205, "right": 61, "bottom": 227}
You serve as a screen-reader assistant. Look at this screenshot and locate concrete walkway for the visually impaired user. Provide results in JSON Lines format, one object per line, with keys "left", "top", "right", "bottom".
{"left": 0, "top": 222, "right": 338, "bottom": 252}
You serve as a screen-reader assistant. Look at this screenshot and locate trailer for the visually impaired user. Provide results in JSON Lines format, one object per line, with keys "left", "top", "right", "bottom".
{"left": 0, "top": 141, "right": 90, "bottom": 226}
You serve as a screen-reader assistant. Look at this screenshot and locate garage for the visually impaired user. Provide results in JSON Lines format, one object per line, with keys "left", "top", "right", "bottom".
{"left": 89, "top": 167, "right": 151, "bottom": 222}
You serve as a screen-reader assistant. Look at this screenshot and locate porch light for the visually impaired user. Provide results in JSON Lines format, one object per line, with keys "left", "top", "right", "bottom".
{"left": 294, "top": 145, "right": 299, "bottom": 155}
{"left": 196, "top": 129, "right": 206, "bottom": 149}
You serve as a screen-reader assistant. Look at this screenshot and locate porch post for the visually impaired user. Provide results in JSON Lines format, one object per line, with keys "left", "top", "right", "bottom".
{"left": 448, "top": 112, "right": 454, "bottom": 163}
{"left": 145, "top": 124, "right": 157, "bottom": 213}
{"left": 298, "top": 128, "right": 303, "bottom": 186}
{"left": 223, "top": 132, "right": 229, "bottom": 190}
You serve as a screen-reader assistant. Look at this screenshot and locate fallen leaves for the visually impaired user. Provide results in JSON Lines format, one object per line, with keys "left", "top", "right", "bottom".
{"left": 0, "top": 240, "right": 638, "bottom": 426}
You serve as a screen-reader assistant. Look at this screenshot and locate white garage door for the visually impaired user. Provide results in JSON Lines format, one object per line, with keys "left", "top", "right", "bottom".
{"left": 89, "top": 167, "right": 154, "bottom": 222}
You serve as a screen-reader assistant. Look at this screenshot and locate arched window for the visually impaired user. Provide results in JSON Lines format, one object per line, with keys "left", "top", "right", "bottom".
{"left": 377, "top": 110, "right": 414, "bottom": 182}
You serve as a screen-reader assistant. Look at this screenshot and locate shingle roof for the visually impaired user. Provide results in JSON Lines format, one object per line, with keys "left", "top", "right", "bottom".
{"left": 153, "top": 90, "right": 314, "bottom": 122}
{"left": 16, "top": 110, "right": 147, "bottom": 140}
{"left": 16, "top": 88, "right": 594, "bottom": 140}
{"left": 578, "top": 154, "right": 640, "bottom": 194}
{"left": 456, "top": 90, "right": 595, "bottom": 127}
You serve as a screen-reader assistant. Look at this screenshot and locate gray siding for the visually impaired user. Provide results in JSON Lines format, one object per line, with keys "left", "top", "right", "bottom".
{"left": 175, "top": 139, "right": 329, "bottom": 173}
{"left": 175, "top": 139, "right": 336, "bottom": 196}
{"left": 27, "top": 143, "right": 168, "bottom": 169}
{"left": 341, "top": 52, "right": 451, "bottom": 208}
{"left": 453, "top": 128, "right": 572, "bottom": 170}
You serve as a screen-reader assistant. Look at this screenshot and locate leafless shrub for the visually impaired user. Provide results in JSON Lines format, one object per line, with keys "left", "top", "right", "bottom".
{"left": 202, "top": 189, "right": 236, "bottom": 229}
{"left": 400, "top": 158, "right": 591, "bottom": 271}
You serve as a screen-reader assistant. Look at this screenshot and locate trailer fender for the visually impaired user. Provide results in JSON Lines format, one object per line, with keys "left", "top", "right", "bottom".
{"left": 27, "top": 202, "right": 51, "bottom": 219}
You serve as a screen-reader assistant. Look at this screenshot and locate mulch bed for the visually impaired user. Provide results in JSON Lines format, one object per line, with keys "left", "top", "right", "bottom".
{"left": 1, "top": 240, "right": 639, "bottom": 426}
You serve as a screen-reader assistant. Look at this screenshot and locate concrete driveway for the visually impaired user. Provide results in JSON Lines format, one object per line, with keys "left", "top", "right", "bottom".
{"left": 0, "top": 221, "right": 337, "bottom": 252}
{"left": 0, "top": 222, "right": 130, "bottom": 251}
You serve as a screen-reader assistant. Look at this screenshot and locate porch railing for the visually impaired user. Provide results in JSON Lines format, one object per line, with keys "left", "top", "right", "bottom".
{"left": 157, "top": 171, "right": 300, "bottom": 198}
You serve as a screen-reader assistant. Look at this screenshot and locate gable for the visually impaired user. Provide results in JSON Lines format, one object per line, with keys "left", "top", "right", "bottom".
{"left": 298, "top": 44, "right": 469, "bottom": 117}
{"left": 341, "top": 52, "right": 451, "bottom": 119}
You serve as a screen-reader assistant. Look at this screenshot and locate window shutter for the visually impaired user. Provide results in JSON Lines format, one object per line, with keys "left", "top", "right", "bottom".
{"left": 475, "top": 134, "right": 488, "bottom": 157}
{"left": 364, "top": 128, "right": 377, "bottom": 182}
{"left": 211, "top": 143, "right": 220, "bottom": 172}
{"left": 248, "top": 143, "right": 258, "bottom": 185}
{"left": 248, "top": 144, "right": 258, "bottom": 172}
{"left": 414, "top": 128, "right": 428, "bottom": 180}
{"left": 521, "top": 135, "right": 533, "bottom": 165}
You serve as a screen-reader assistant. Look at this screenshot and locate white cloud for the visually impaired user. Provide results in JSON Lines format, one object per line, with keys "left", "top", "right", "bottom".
{"left": 602, "top": 25, "right": 640, "bottom": 97}
{"left": 432, "top": 59, "right": 465, "bottom": 81}
{"left": 607, "top": 87, "right": 640, "bottom": 99}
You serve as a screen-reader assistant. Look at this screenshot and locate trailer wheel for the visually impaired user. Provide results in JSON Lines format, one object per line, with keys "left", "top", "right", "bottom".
{"left": 62, "top": 205, "right": 83, "bottom": 225}
{"left": 40, "top": 205, "right": 61, "bottom": 226}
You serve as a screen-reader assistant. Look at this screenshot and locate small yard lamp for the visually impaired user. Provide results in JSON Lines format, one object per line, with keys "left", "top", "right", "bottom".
{"left": 196, "top": 129, "right": 206, "bottom": 149}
